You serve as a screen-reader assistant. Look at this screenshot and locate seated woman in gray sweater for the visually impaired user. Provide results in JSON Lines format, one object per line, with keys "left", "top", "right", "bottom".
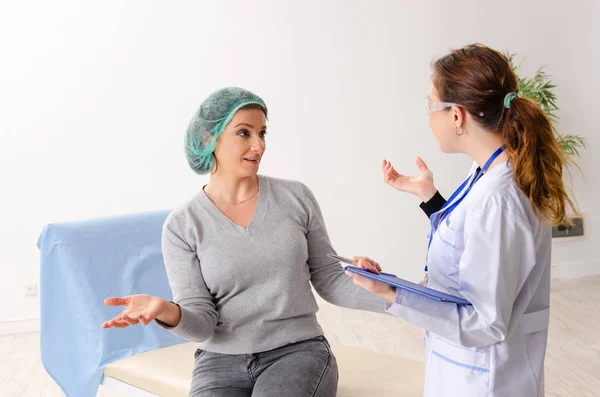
{"left": 101, "top": 87, "right": 387, "bottom": 397}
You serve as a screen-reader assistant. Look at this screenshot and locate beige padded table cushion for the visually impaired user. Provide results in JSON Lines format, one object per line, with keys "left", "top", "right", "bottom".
{"left": 104, "top": 342, "right": 424, "bottom": 397}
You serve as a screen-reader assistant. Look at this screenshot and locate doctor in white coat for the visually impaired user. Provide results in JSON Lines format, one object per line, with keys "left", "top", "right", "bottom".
{"left": 348, "top": 44, "right": 580, "bottom": 397}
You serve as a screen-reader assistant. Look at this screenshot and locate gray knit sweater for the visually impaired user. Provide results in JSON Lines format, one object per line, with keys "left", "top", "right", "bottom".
{"left": 159, "top": 174, "right": 387, "bottom": 354}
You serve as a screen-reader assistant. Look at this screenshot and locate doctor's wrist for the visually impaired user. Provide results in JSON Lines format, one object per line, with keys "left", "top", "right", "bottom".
{"left": 419, "top": 186, "right": 438, "bottom": 203}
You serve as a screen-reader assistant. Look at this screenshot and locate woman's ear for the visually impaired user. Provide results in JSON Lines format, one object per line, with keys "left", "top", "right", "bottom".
{"left": 453, "top": 106, "right": 466, "bottom": 128}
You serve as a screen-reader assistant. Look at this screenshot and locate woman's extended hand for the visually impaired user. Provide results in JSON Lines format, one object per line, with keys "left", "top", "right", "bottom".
{"left": 101, "top": 294, "right": 169, "bottom": 328}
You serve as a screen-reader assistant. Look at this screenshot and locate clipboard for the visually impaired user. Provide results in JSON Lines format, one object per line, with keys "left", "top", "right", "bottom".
{"left": 328, "top": 254, "right": 472, "bottom": 305}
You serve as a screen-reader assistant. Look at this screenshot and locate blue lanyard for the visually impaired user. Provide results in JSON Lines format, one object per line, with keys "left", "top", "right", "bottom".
{"left": 424, "top": 147, "right": 504, "bottom": 274}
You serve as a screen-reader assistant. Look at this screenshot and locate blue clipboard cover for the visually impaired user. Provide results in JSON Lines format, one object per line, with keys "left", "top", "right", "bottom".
{"left": 329, "top": 254, "right": 472, "bottom": 305}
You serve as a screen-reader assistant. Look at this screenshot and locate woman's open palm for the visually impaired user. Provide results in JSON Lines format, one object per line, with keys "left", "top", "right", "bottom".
{"left": 101, "top": 294, "right": 164, "bottom": 328}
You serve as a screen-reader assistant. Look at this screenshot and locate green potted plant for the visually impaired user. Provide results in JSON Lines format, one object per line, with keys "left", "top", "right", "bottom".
{"left": 507, "top": 53, "right": 587, "bottom": 158}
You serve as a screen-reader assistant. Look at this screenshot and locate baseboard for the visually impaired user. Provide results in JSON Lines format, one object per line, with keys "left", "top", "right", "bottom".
{"left": 0, "top": 317, "right": 40, "bottom": 336}
{"left": 551, "top": 260, "right": 600, "bottom": 279}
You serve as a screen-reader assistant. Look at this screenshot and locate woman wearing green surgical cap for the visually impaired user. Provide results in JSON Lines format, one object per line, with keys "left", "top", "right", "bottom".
{"left": 102, "top": 87, "right": 388, "bottom": 396}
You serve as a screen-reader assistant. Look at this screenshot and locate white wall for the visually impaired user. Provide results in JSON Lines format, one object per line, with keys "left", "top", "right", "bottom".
{"left": 1, "top": 0, "right": 598, "bottom": 330}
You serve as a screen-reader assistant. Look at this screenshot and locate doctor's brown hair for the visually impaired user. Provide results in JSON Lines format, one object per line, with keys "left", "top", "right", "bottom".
{"left": 432, "top": 43, "right": 580, "bottom": 226}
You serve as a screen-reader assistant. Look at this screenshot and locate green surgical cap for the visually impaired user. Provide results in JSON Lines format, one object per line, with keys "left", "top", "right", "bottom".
{"left": 184, "top": 87, "right": 268, "bottom": 175}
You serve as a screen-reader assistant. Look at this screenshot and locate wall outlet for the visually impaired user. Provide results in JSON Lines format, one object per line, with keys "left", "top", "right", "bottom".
{"left": 552, "top": 218, "right": 584, "bottom": 238}
{"left": 24, "top": 283, "right": 38, "bottom": 297}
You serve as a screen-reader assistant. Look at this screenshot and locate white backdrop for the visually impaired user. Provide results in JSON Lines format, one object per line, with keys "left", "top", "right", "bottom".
{"left": 1, "top": 0, "right": 597, "bottom": 330}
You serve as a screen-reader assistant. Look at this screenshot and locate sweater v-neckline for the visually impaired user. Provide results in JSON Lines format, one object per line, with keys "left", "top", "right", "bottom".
{"left": 198, "top": 175, "right": 269, "bottom": 237}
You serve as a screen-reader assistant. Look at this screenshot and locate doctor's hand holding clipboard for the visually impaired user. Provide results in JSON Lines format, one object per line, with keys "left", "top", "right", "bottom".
{"left": 341, "top": 256, "right": 398, "bottom": 302}
{"left": 330, "top": 254, "right": 472, "bottom": 306}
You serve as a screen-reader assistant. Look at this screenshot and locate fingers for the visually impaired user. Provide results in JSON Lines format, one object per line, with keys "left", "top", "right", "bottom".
{"left": 123, "top": 314, "right": 140, "bottom": 326}
{"left": 127, "top": 313, "right": 151, "bottom": 326}
{"left": 352, "top": 256, "right": 381, "bottom": 269}
{"left": 373, "top": 261, "right": 382, "bottom": 272}
{"left": 383, "top": 160, "right": 402, "bottom": 184}
{"left": 358, "top": 257, "right": 382, "bottom": 271}
{"left": 386, "top": 158, "right": 429, "bottom": 176}
{"left": 101, "top": 312, "right": 150, "bottom": 329}
{"left": 111, "top": 320, "right": 130, "bottom": 328}
{"left": 383, "top": 159, "right": 395, "bottom": 171}
{"left": 101, "top": 315, "right": 130, "bottom": 329}
{"left": 384, "top": 165, "right": 395, "bottom": 180}
{"left": 418, "top": 280, "right": 425, "bottom": 286}
{"left": 352, "top": 256, "right": 376, "bottom": 265}
{"left": 352, "top": 257, "right": 381, "bottom": 274}
{"left": 416, "top": 157, "right": 429, "bottom": 172}
{"left": 103, "top": 297, "right": 130, "bottom": 307}
{"left": 382, "top": 160, "right": 392, "bottom": 178}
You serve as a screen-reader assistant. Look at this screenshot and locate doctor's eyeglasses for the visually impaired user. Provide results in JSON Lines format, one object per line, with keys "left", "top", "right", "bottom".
{"left": 425, "top": 97, "right": 460, "bottom": 114}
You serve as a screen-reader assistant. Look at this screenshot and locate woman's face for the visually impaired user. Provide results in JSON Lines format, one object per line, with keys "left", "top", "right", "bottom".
{"left": 212, "top": 108, "right": 267, "bottom": 178}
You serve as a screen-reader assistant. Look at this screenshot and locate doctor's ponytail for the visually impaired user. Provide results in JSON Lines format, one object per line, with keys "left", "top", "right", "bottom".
{"left": 433, "top": 44, "right": 580, "bottom": 226}
{"left": 501, "top": 96, "right": 579, "bottom": 225}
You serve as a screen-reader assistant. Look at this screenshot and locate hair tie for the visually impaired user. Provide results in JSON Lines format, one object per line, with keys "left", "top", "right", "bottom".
{"left": 504, "top": 92, "right": 519, "bottom": 109}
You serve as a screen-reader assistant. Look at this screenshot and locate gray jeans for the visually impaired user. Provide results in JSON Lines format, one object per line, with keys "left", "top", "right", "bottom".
{"left": 189, "top": 335, "right": 338, "bottom": 397}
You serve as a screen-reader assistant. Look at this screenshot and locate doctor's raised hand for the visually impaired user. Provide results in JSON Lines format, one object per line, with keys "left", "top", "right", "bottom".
{"left": 101, "top": 294, "right": 181, "bottom": 329}
{"left": 382, "top": 157, "right": 437, "bottom": 202}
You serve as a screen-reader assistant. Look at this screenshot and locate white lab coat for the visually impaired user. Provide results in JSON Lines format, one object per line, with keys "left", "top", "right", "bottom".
{"left": 386, "top": 161, "right": 551, "bottom": 397}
